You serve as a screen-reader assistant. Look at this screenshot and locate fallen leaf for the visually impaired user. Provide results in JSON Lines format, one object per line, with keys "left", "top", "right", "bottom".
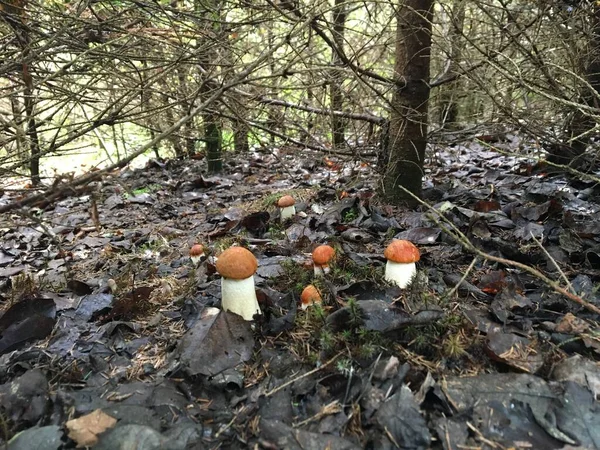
{"left": 555, "top": 313, "right": 590, "bottom": 334}
{"left": 66, "top": 409, "right": 117, "bottom": 447}
{"left": 478, "top": 270, "right": 506, "bottom": 294}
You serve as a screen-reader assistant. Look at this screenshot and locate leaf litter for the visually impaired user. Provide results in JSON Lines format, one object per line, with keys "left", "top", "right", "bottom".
{"left": 0, "top": 139, "right": 599, "bottom": 448}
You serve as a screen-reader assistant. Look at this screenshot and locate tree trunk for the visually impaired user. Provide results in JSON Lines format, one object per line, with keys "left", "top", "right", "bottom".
{"left": 222, "top": 34, "right": 249, "bottom": 153}
{"left": 439, "top": 0, "right": 465, "bottom": 130}
{"left": 267, "top": 27, "right": 279, "bottom": 145}
{"left": 197, "top": 0, "right": 223, "bottom": 172}
{"left": 205, "top": 114, "right": 222, "bottom": 172}
{"left": 233, "top": 117, "right": 250, "bottom": 154}
{"left": 176, "top": 67, "right": 197, "bottom": 158}
{"left": 4, "top": 0, "right": 40, "bottom": 185}
{"left": 23, "top": 62, "right": 41, "bottom": 185}
{"left": 330, "top": 0, "right": 346, "bottom": 149}
{"left": 380, "top": 0, "right": 433, "bottom": 205}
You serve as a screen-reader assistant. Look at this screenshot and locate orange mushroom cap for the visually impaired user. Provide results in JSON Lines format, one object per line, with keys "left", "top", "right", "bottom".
{"left": 301, "top": 285, "right": 322, "bottom": 308}
{"left": 384, "top": 240, "right": 420, "bottom": 263}
{"left": 278, "top": 195, "right": 295, "bottom": 208}
{"left": 216, "top": 247, "right": 258, "bottom": 279}
{"left": 312, "top": 245, "right": 335, "bottom": 265}
{"left": 189, "top": 244, "right": 204, "bottom": 257}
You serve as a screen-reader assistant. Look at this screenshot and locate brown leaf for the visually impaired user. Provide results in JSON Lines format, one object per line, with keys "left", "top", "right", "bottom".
{"left": 66, "top": 409, "right": 117, "bottom": 447}
{"left": 473, "top": 200, "right": 501, "bottom": 212}
{"left": 555, "top": 313, "right": 590, "bottom": 334}
{"left": 478, "top": 270, "right": 506, "bottom": 294}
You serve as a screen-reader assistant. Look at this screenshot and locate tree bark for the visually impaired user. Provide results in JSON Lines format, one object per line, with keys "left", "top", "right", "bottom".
{"left": 3, "top": 0, "right": 40, "bottom": 185}
{"left": 196, "top": 0, "right": 223, "bottom": 173}
{"left": 380, "top": 0, "right": 433, "bottom": 205}
{"left": 439, "top": 0, "right": 465, "bottom": 130}
{"left": 330, "top": 0, "right": 346, "bottom": 149}
{"left": 205, "top": 115, "right": 222, "bottom": 172}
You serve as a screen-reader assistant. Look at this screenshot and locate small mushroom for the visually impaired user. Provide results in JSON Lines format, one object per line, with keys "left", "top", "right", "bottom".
{"left": 189, "top": 244, "right": 205, "bottom": 266}
{"left": 216, "top": 247, "right": 261, "bottom": 320}
{"left": 312, "top": 245, "right": 335, "bottom": 277}
{"left": 301, "top": 285, "right": 322, "bottom": 310}
{"left": 278, "top": 195, "right": 296, "bottom": 221}
{"left": 384, "top": 240, "right": 420, "bottom": 288}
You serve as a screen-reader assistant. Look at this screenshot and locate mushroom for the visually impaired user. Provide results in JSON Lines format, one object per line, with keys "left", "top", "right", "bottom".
{"left": 216, "top": 246, "right": 261, "bottom": 320}
{"left": 312, "top": 244, "right": 335, "bottom": 277}
{"left": 300, "top": 284, "right": 322, "bottom": 310}
{"left": 278, "top": 195, "right": 296, "bottom": 221}
{"left": 384, "top": 240, "right": 420, "bottom": 288}
{"left": 189, "top": 244, "right": 205, "bottom": 266}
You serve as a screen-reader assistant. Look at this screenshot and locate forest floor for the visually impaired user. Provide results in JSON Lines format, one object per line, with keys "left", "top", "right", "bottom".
{"left": 1, "top": 133, "right": 600, "bottom": 449}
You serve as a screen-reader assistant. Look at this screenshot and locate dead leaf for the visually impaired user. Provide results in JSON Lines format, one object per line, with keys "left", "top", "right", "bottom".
{"left": 478, "top": 270, "right": 506, "bottom": 294}
{"left": 555, "top": 313, "right": 590, "bottom": 334}
{"left": 66, "top": 409, "right": 117, "bottom": 447}
{"left": 473, "top": 200, "right": 501, "bottom": 212}
{"left": 486, "top": 329, "right": 543, "bottom": 373}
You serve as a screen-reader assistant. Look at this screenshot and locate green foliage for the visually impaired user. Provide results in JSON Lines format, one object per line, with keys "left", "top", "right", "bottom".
{"left": 342, "top": 207, "right": 358, "bottom": 222}
{"left": 212, "top": 237, "right": 238, "bottom": 254}
{"left": 330, "top": 253, "right": 382, "bottom": 285}
{"left": 320, "top": 329, "right": 335, "bottom": 352}
{"left": 335, "top": 357, "right": 354, "bottom": 375}
{"left": 129, "top": 183, "right": 162, "bottom": 197}
{"left": 442, "top": 332, "right": 467, "bottom": 359}
{"left": 278, "top": 259, "right": 313, "bottom": 292}
{"left": 346, "top": 297, "right": 363, "bottom": 328}
{"left": 267, "top": 223, "right": 285, "bottom": 239}
{"left": 403, "top": 312, "right": 467, "bottom": 359}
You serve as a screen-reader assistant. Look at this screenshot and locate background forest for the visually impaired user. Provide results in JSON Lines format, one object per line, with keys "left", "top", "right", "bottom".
{"left": 3, "top": 1, "right": 600, "bottom": 448}
{"left": 1, "top": 0, "right": 599, "bottom": 200}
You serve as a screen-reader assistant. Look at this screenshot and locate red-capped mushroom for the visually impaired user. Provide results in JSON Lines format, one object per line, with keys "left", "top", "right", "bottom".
{"left": 384, "top": 240, "right": 420, "bottom": 288}
{"left": 189, "top": 244, "right": 205, "bottom": 266}
{"left": 300, "top": 284, "right": 322, "bottom": 310}
{"left": 216, "top": 246, "right": 260, "bottom": 320}
{"left": 278, "top": 195, "right": 296, "bottom": 221}
{"left": 312, "top": 245, "right": 335, "bottom": 277}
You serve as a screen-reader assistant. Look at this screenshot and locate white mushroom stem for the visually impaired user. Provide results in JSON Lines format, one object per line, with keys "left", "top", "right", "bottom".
{"left": 384, "top": 261, "right": 416, "bottom": 289}
{"left": 313, "top": 264, "right": 330, "bottom": 277}
{"left": 190, "top": 254, "right": 203, "bottom": 266}
{"left": 280, "top": 205, "right": 296, "bottom": 220}
{"left": 221, "top": 276, "right": 261, "bottom": 320}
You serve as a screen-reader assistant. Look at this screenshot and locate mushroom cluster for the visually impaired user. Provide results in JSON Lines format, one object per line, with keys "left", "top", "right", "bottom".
{"left": 216, "top": 246, "right": 261, "bottom": 321}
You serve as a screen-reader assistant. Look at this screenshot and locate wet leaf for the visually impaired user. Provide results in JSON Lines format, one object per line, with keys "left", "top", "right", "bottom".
{"left": 486, "top": 330, "right": 543, "bottom": 373}
{"left": 8, "top": 425, "right": 63, "bottom": 450}
{"left": 375, "top": 385, "right": 431, "bottom": 449}
{"left": 67, "top": 279, "right": 93, "bottom": 296}
{"left": 0, "top": 298, "right": 56, "bottom": 355}
{"left": 178, "top": 308, "right": 254, "bottom": 376}
{"left": 241, "top": 211, "right": 270, "bottom": 235}
{"left": 395, "top": 227, "right": 441, "bottom": 244}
